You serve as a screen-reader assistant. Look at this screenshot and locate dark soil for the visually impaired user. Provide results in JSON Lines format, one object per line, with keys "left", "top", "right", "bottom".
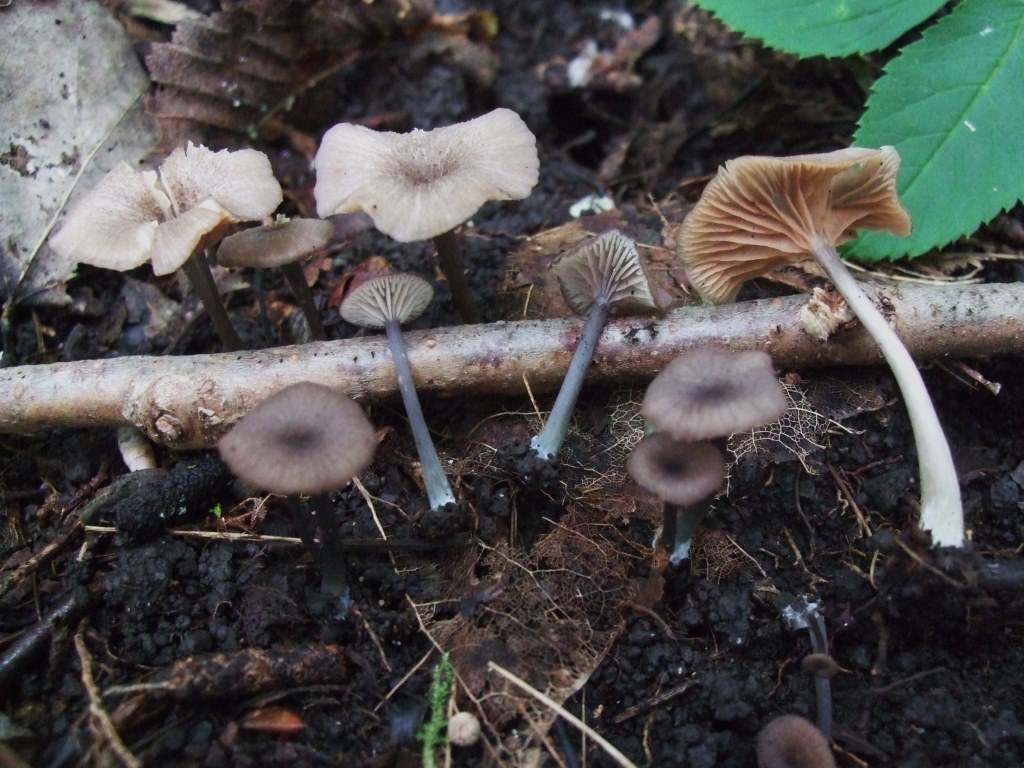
{"left": 3, "top": 2, "right": 1023, "bottom": 767}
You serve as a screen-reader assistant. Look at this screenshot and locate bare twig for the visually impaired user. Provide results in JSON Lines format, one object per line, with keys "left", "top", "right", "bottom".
{"left": 1, "top": 283, "right": 1021, "bottom": 448}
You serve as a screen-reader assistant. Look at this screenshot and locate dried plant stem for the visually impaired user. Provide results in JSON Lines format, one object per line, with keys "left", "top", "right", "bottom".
{"left": 487, "top": 661, "right": 639, "bottom": 768}
{"left": 0, "top": 283, "right": 1021, "bottom": 448}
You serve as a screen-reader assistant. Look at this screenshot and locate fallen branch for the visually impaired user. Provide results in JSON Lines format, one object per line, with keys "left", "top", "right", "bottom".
{"left": 1, "top": 282, "right": 1021, "bottom": 448}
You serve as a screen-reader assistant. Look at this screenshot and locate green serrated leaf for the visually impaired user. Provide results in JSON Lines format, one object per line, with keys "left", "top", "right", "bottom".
{"left": 850, "top": 0, "right": 1024, "bottom": 260}
{"left": 690, "top": 0, "right": 947, "bottom": 57}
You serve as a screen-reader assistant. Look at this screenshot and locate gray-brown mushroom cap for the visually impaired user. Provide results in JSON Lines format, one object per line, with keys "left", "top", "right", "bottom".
{"left": 626, "top": 434, "right": 725, "bottom": 507}
{"left": 680, "top": 146, "right": 911, "bottom": 303}
{"left": 314, "top": 108, "right": 539, "bottom": 242}
{"left": 340, "top": 273, "right": 434, "bottom": 329}
{"left": 553, "top": 230, "right": 659, "bottom": 315}
{"left": 217, "top": 218, "right": 334, "bottom": 269}
{"left": 642, "top": 349, "right": 787, "bottom": 442}
{"left": 218, "top": 382, "right": 377, "bottom": 496}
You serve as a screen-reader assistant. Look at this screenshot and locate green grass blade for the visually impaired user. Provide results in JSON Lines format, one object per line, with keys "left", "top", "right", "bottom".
{"left": 851, "top": 0, "right": 1024, "bottom": 259}
{"left": 690, "top": 0, "right": 947, "bottom": 57}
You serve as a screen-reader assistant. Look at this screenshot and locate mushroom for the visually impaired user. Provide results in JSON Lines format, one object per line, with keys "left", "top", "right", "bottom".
{"left": 641, "top": 349, "right": 787, "bottom": 443}
{"left": 679, "top": 147, "right": 963, "bottom": 547}
{"left": 530, "top": 230, "right": 659, "bottom": 461}
{"left": 50, "top": 143, "right": 283, "bottom": 351}
{"left": 779, "top": 594, "right": 834, "bottom": 740}
{"left": 314, "top": 108, "right": 539, "bottom": 323}
{"left": 756, "top": 715, "right": 836, "bottom": 768}
{"left": 217, "top": 217, "right": 334, "bottom": 341}
{"left": 218, "top": 381, "right": 377, "bottom": 594}
{"left": 340, "top": 273, "right": 456, "bottom": 511}
{"left": 626, "top": 433, "right": 726, "bottom": 564}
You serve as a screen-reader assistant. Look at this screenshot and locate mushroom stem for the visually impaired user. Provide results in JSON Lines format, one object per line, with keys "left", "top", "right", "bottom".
{"left": 384, "top": 319, "right": 457, "bottom": 510}
{"left": 662, "top": 499, "right": 712, "bottom": 565}
{"left": 530, "top": 297, "right": 612, "bottom": 460}
{"left": 281, "top": 261, "right": 328, "bottom": 341}
{"left": 180, "top": 250, "right": 244, "bottom": 352}
{"left": 433, "top": 229, "right": 481, "bottom": 324}
{"left": 809, "top": 238, "right": 964, "bottom": 548}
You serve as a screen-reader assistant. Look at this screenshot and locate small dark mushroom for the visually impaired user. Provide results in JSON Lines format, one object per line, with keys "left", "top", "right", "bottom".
{"left": 756, "top": 715, "right": 836, "bottom": 768}
{"left": 340, "top": 273, "right": 456, "bottom": 511}
{"left": 531, "top": 230, "right": 659, "bottom": 460}
{"left": 217, "top": 217, "right": 334, "bottom": 341}
{"left": 626, "top": 433, "right": 725, "bottom": 563}
{"left": 218, "top": 381, "right": 377, "bottom": 595}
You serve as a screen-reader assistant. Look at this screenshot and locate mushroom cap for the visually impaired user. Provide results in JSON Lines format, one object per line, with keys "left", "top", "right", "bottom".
{"left": 756, "top": 715, "right": 836, "bottom": 768}
{"left": 340, "top": 273, "right": 434, "bottom": 329}
{"left": 553, "top": 230, "right": 659, "bottom": 315}
{"left": 642, "top": 349, "right": 787, "bottom": 441}
{"left": 218, "top": 382, "right": 377, "bottom": 496}
{"left": 217, "top": 218, "right": 335, "bottom": 268}
{"left": 679, "top": 146, "right": 911, "bottom": 303}
{"left": 49, "top": 142, "right": 283, "bottom": 277}
{"left": 626, "top": 434, "right": 725, "bottom": 507}
{"left": 314, "top": 108, "right": 539, "bottom": 242}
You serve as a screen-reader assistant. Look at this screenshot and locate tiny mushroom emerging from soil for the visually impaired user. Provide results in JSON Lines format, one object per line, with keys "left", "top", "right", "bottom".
{"left": 50, "top": 142, "right": 283, "bottom": 351}
{"left": 530, "top": 230, "right": 659, "bottom": 461}
{"left": 446, "top": 711, "right": 481, "bottom": 747}
{"left": 756, "top": 714, "right": 836, "bottom": 768}
{"left": 217, "top": 216, "right": 334, "bottom": 341}
{"left": 340, "top": 273, "right": 457, "bottom": 511}
{"left": 218, "top": 381, "right": 377, "bottom": 595}
{"left": 634, "top": 348, "right": 786, "bottom": 563}
{"left": 626, "top": 434, "right": 726, "bottom": 563}
{"left": 314, "top": 108, "right": 539, "bottom": 323}
{"left": 679, "top": 147, "right": 964, "bottom": 547}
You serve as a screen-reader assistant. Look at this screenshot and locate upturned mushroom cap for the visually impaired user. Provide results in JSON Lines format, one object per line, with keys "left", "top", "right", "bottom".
{"left": 50, "top": 142, "right": 283, "bottom": 277}
{"left": 642, "top": 349, "right": 787, "bottom": 441}
{"left": 217, "top": 217, "right": 334, "bottom": 269}
{"left": 340, "top": 273, "right": 434, "bottom": 328}
{"left": 314, "top": 108, "right": 539, "bottom": 242}
{"left": 756, "top": 714, "right": 836, "bottom": 768}
{"left": 626, "top": 434, "right": 725, "bottom": 507}
{"left": 679, "top": 147, "right": 911, "bottom": 303}
{"left": 553, "top": 230, "right": 659, "bottom": 315}
{"left": 218, "top": 382, "right": 377, "bottom": 496}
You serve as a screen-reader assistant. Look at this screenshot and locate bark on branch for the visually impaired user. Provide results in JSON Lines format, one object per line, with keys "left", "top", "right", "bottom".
{"left": 1, "top": 282, "right": 1021, "bottom": 449}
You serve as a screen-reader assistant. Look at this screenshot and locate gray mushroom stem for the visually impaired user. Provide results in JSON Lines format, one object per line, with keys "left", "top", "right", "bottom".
{"left": 384, "top": 319, "right": 457, "bottom": 510}
{"left": 180, "top": 249, "right": 244, "bottom": 351}
{"left": 809, "top": 237, "right": 963, "bottom": 547}
{"left": 530, "top": 297, "right": 611, "bottom": 460}
{"left": 280, "top": 262, "right": 328, "bottom": 341}
{"left": 663, "top": 499, "right": 712, "bottom": 565}
{"left": 433, "top": 229, "right": 481, "bottom": 324}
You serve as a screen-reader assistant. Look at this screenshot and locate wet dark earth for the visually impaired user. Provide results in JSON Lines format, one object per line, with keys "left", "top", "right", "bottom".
{"left": 2, "top": 1, "right": 1024, "bottom": 767}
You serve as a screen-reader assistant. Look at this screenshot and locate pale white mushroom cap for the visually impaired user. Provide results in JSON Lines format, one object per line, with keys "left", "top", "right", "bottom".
{"left": 49, "top": 142, "right": 283, "bottom": 277}
{"left": 553, "top": 230, "right": 658, "bottom": 315}
{"left": 314, "top": 108, "right": 539, "bottom": 242}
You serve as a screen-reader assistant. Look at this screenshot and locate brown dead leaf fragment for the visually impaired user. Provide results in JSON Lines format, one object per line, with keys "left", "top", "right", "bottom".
{"left": 146, "top": 0, "right": 434, "bottom": 149}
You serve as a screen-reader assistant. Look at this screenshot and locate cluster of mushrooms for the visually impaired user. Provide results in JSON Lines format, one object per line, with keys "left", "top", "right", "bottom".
{"left": 51, "top": 107, "right": 966, "bottom": 764}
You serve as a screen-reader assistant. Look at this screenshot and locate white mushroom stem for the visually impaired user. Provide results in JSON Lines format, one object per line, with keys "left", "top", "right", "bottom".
{"left": 384, "top": 319, "right": 457, "bottom": 510}
{"left": 530, "top": 297, "right": 612, "bottom": 460}
{"left": 809, "top": 237, "right": 964, "bottom": 547}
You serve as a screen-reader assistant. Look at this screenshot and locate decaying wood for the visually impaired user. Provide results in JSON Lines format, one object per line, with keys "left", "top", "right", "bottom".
{"left": 0, "top": 282, "right": 1021, "bottom": 449}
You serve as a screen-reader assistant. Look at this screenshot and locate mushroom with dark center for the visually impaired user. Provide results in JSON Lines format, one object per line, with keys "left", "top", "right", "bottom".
{"left": 50, "top": 142, "right": 283, "bottom": 351}
{"left": 679, "top": 147, "right": 963, "bottom": 547}
{"left": 530, "top": 230, "right": 659, "bottom": 461}
{"left": 626, "top": 433, "right": 726, "bottom": 564}
{"left": 314, "top": 109, "right": 539, "bottom": 324}
{"left": 218, "top": 381, "right": 377, "bottom": 595}
{"left": 340, "top": 273, "right": 456, "bottom": 511}
{"left": 217, "top": 217, "right": 334, "bottom": 342}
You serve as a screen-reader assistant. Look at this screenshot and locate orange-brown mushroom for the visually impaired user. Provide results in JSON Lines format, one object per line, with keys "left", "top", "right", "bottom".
{"left": 678, "top": 147, "right": 963, "bottom": 548}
